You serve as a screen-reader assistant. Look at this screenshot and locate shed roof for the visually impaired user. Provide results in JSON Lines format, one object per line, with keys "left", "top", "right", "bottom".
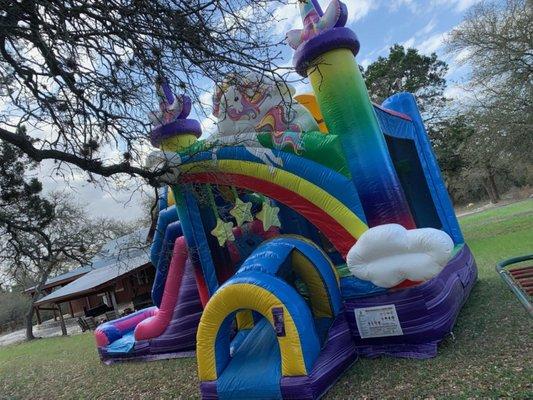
{"left": 26, "top": 228, "right": 150, "bottom": 294}
{"left": 35, "top": 249, "right": 150, "bottom": 305}
{"left": 32, "top": 228, "right": 151, "bottom": 304}
{"left": 27, "top": 266, "right": 92, "bottom": 291}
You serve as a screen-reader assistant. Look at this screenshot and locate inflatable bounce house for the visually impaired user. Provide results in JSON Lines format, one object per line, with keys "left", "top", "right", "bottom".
{"left": 95, "top": 1, "right": 477, "bottom": 398}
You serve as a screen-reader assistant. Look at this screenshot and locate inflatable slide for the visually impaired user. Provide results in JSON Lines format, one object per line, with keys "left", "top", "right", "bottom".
{"left": 95, "top": 1, "right": 477, "bottom": 398}
{"left": 95, "top": 205, "right": 203, "bottom": 362}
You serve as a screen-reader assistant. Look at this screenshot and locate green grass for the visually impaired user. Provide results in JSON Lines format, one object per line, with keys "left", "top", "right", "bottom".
{"left": 328, "top": 199, "right": 533, "bottom": 399}
{"left": 1, "top": 200, "right": 532, "bottom": 399}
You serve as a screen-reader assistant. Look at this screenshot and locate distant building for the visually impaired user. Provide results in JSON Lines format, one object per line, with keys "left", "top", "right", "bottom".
{"left": 25, "top": 229, "right": 155, "bottom": 325}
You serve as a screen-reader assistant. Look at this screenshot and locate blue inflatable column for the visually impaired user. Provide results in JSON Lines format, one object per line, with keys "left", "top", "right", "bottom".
{"left": 383, "top": 92, "right": 464, "bottom": 243}
{"left": 150, "top": 206, "right": 179, "bottom": 267}
{"left": 147, "top": 79, "right": 219, "bottom": 302}
{"left": 172, "top": 185, "right": 219, "bottom": 301}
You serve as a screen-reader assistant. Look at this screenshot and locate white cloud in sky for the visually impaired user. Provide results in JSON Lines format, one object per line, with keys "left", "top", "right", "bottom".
{"left": 272, "top": 2, "right": 301, "bottom": 36}
{"left": 388, "top": 0, "right": 420, "bottom": 14}
{"left": 418, "top": 18, "right": 437, "bottom": 36}
{"left": 453, "top": 47, "right": 472, "bottom": 64}
{"left": 348, "top": 0, "right": 378, "bottom": 23}
{"left": 399, "top": 15, "right": 446, "bottom": 55}
{"left": 455, "top": 0, "right": 482, "bottom": 11}
{"left": 197, "top": 87, "right": 217, "bottom": 139}
{"left": 402, "top": 37, "right": 416, "bottom": 49}
{"left": 293, "top": 80, "right": 311, "bottom": 95}
{"left": 359, "top": 58, "right": 371, "bottom": 69}
{"left": 199, "top": 90, "right": 213, "bottom": 108}
{"left": 1, "top": 111, "right": 149, "bottom": 222}
{"left": 417, "top": 31, "right": 448, "bottom": 54}
{"left": 445, "top": 47, "right": 472, "bottom": 79}
{"left": 38, "top": 160, "right": 147, "bottom": 222}
{"left": 431, "top": 0, "right": 482, "bottom": 12}
{"left": 372, "top": 0, "right": 483, "bottom": 14}
{"left": 200, "top": 117, "right": 217, "bottom": 139}
{"left": 444, "top": 84, "right": 467, "bottom": 101}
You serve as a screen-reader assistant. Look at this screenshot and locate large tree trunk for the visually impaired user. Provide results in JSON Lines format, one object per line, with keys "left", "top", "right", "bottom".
{"left": 481, "top": 179, "right": 495, "bottom": 203}
{"left": 487, "top": 169, "right": 500, "bottom": 203}
{"left": 24, "top": 268, "right": 53, "bottom": 341}
{"left": 482, "top": 165, "right": 500, "bottom": 204}
{"left": 24, "top": 301, "right": 36, "bottom": 341}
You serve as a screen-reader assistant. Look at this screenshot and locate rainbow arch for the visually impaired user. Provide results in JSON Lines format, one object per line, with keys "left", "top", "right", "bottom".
{"left": 177, "top": 146, "right": 368, "bottom": 256}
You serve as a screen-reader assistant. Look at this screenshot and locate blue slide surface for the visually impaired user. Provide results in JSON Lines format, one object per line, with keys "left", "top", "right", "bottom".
{"left": 218, "top": 318, "right": 282, "bottom": 400}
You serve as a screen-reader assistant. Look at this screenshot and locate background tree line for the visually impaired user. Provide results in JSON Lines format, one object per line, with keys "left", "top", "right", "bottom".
{"left": 363, "top": 0, "right": 532, "bottom": 205}
{"left": 0, "top": 0, "right": 284, "bottom": 339}
{"left": 0, "top": 136, "right": 136, "bottom": 339}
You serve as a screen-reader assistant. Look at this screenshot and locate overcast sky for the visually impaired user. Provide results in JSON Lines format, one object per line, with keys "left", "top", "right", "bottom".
{"left": 40, "top": 0, "right": 479, "bottom": 223}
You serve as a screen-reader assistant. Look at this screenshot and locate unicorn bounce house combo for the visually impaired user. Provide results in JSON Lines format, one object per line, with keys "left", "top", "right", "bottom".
{"left": 95, "top": 1, "right": 478, "bottom": 398}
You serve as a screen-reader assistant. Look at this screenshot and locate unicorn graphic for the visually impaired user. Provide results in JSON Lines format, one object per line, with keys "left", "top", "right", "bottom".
{"left": 286, "top": 0, "right": 348, "bottom": 50}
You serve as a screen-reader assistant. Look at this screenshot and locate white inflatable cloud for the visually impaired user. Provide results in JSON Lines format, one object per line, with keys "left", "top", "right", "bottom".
{"left": 346, "top": 224, "right": 454, "bottom": 288}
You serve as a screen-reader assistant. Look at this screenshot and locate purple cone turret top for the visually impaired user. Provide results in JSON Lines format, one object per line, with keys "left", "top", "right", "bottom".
{"left": 148, "top": 79, "right": 201, "bottom": 148}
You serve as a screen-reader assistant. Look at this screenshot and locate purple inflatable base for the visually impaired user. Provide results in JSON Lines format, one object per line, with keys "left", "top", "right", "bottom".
{"left": 346, "top": 245, "right": 477, "bottom": 359}
{"left": 199, "top": 245, "right": 477, "bottom": 400}
{"left": 280, "top": 314, "right": 357, "bottom": 400}
{"left": 101, "top": 244, "right": 476, "bottom": 400}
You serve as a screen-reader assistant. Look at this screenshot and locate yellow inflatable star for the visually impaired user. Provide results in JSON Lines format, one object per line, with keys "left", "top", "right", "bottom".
{"left": 229, "top": 198, "right": 254, "bottom": 227}
{"left": 210, "top": 218, "right": 235, "bottom": 246}
{"left": 256, "top": 201, "right": 281, "bottom": 231}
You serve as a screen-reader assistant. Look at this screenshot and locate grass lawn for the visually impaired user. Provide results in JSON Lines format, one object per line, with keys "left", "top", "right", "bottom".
{"left": 1, "top": 200, "right": 532, "bottom": 399}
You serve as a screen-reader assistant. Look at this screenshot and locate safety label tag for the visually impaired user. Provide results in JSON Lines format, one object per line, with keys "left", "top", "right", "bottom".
{"left": 354, "top": 304, "right": 403, "bottom": 338}
{"left": 272, "top": 307, "right": 286, "bottom": 337}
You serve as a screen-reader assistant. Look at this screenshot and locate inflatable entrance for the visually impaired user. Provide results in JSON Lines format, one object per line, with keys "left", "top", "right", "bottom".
{"left": 197, "top": 237, "right": 348, "bottom": 399}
